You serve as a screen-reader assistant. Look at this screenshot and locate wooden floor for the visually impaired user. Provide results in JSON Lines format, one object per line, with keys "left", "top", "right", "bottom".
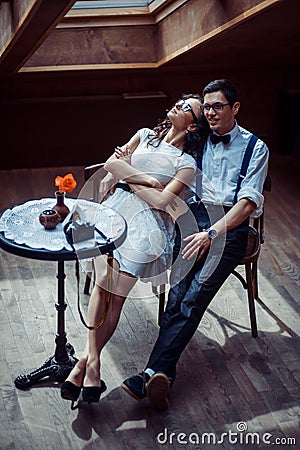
{"left": 0, "top": 154, "right": 299, "bottom": 450}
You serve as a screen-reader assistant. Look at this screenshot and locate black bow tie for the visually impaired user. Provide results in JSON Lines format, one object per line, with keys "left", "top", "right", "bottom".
{"left": 210, "top": 134, "right": 231, "bottom": 145}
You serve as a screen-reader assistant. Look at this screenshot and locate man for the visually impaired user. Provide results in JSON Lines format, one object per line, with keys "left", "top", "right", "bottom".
{"left": 121, "top": 79, "right": 269, "bottom": 410}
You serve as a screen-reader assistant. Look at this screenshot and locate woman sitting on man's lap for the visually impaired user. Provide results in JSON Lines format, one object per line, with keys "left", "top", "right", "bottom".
{"left": 60, "top": 94, "right": 208, "bottom": 407}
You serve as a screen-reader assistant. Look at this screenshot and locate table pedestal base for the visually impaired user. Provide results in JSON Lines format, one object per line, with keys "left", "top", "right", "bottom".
{"left": 15, "top": 261, "right": 79, "bottom": 390}
{"left": 14, "top": 343, "right": 78, "bottom": 389}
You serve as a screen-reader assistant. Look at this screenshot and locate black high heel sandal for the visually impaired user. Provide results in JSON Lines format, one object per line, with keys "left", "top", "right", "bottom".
{"left": 82, "top": 380, "right": 107, "bottom": 404}
{"left": 61, "top": 381, "right": 82, "bottom": 410}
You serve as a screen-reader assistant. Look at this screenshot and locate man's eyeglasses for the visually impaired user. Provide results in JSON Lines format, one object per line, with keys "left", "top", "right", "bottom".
{"left": 175, "top": 99, "right": 198, "bottom": 123}
{"left": 202, "top": 102, "right": 230, "bottom": 112}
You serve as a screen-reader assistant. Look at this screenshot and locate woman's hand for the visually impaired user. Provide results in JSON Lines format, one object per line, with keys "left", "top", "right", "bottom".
{"left": 114, "top": 145, "right": 131, "bottom": 164}
{"left": 182, "top": 231, "right": 211, "bottom": 261}
{"left": 149, "top": 178, "right": 164, "bottom": 189}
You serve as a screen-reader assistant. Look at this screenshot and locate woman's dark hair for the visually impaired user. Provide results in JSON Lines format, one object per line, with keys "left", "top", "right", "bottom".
{"left": 202, "top": 79, "right": 239, "bottom": 106}
{"left": 148, "top": 93, "right": 210, "bottom": 156}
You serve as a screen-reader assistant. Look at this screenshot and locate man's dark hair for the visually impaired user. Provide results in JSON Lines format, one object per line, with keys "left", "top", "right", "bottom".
{"left": 203, "top": 79, "right": 239, "bottom": 106}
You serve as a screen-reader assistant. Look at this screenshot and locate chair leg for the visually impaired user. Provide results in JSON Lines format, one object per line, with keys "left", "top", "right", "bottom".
{"left": 252, "top": 260, "right": 259, "bottom": 299}
{"left": 152, "top": 285, "right": 158, "bottom": 296}
{"left": 84, "top": 272, "right": 92, "bottom": 295}
{"left": 158, "top": 284, "right": 166, "bottom": 326}
{"left": 245, "top": 263, "right": 258, "bottom": 338}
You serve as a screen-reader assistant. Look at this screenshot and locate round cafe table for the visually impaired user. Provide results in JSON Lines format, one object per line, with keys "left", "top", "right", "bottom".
{"left": 0, "top": 198, "right": 126, "bottom": 389}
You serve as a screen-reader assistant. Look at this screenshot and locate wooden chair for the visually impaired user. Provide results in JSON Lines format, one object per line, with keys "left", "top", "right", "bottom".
{"left": 83, "top": 162, "right": 166, "bottom": 325}
{"left": 231, "top": 175, "right": 271, "bottom": 337}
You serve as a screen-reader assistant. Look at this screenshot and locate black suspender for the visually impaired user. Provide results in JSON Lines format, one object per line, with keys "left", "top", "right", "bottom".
{"left": 197, "top": 133, "right": 258, "bottom": 204}
{"left": 233, "top": 134, "right": 258, "bottom": 203}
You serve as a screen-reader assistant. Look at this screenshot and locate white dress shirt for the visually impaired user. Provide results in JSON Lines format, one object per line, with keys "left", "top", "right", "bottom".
{"left": 187, "top": 122, "right": 269, "bottom": 217}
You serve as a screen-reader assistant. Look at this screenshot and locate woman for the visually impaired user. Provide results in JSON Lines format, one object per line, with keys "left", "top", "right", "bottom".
{"left": 61, "top": 94, "right": 209, "bottom": 407}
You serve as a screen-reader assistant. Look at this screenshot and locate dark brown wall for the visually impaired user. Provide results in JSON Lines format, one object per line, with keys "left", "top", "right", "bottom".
{"left": 1, "top": 95, "right": 169, "bottom": 169}
{"left": 1, "top": 66, "right": 299, "bottom": 169}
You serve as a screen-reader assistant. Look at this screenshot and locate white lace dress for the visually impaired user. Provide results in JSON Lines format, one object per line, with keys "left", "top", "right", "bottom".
{"left": 102, "top": 128, "right": 196, "bottom": 286}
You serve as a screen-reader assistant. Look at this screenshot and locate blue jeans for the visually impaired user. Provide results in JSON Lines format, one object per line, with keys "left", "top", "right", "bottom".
{"left": 146, "top": 202, "right": 249, "bottom": 380}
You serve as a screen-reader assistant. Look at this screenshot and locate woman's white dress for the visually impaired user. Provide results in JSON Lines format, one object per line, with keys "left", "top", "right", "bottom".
{"left": 102, "top": 128, "right": 196, "bottom": 286}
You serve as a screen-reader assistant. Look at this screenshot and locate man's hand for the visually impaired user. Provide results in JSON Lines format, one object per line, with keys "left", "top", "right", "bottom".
{"left": 182, "top": 231, "right": 211, "bottom": 261}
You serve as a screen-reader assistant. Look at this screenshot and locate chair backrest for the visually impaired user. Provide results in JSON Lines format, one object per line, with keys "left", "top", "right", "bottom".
{"left": 258, "top": 174, "right": 271, "bottom": 244}
{"left": 240, "top": 174, "right": 272, "bottom": 263}
{"left": 243, "top": 225, "right": 260, "bottom": 261}
{"left": 84, "top": 163, "right": 106, "bottom": 202}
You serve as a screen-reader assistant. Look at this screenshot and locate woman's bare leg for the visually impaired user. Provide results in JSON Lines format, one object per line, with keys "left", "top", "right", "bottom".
{"left": 64, "top": 356, "right": 88, "bottom": 388}
{"left": 83, "top": 255, "right": 137, "bottom": 387}
{"left": 64, "top": 255, "right": 135, "bottom": 388}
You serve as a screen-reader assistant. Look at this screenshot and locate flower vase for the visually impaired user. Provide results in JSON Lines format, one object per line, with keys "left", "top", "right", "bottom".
{"left": 53, "top": 191, "right": 70, "bottom": 222}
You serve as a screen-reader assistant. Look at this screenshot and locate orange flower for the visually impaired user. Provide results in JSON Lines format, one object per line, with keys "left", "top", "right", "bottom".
{"left": 55, "top": 173, "right": 77, "bottom": 193}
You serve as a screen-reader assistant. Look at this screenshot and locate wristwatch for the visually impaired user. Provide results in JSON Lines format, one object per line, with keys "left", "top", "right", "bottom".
{"left": 206, "top": 228, "right": 218, "bottom": 240}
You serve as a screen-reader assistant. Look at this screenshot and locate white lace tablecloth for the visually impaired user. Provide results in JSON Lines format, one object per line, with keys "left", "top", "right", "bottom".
{"left": 0, "top": 198, "right": 125, "bottom": 253}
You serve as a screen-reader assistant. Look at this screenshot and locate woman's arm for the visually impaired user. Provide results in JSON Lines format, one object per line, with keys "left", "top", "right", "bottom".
{"left": 128, "top": 167, "right": 195, "bottom": 211}
{"left": 105, "top": 159, "right": 163, "bottom": 188}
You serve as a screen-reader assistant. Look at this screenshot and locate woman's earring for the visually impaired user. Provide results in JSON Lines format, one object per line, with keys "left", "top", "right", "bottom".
{"left": 186, "top": 129, "right": 189, "bottom": 134}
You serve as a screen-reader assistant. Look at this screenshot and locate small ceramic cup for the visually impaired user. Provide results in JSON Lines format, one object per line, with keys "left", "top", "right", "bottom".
{"left": 39, "top": 209, "right": 61, "bottom": 230}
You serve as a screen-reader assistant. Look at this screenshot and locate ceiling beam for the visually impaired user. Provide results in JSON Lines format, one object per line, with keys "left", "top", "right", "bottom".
{"left": 0, "top": 0, "right": 76, "bottom": 73}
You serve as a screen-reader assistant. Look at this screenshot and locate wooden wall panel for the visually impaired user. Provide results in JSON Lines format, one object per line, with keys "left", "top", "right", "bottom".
{"left": 156, "top": 0, "right": 278, "bottom": 62}
{"left": 25, "top": 25, "right": 157, "bottom": 67}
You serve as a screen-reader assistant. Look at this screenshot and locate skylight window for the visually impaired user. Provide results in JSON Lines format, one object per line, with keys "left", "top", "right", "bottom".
{"left": 72, "top": 1, "right": 155, "bottom": 9}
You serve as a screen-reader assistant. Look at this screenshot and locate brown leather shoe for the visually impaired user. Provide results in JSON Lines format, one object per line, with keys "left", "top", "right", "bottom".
{"left": 146, "top": 373, "right": 170, "bottom": 410}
